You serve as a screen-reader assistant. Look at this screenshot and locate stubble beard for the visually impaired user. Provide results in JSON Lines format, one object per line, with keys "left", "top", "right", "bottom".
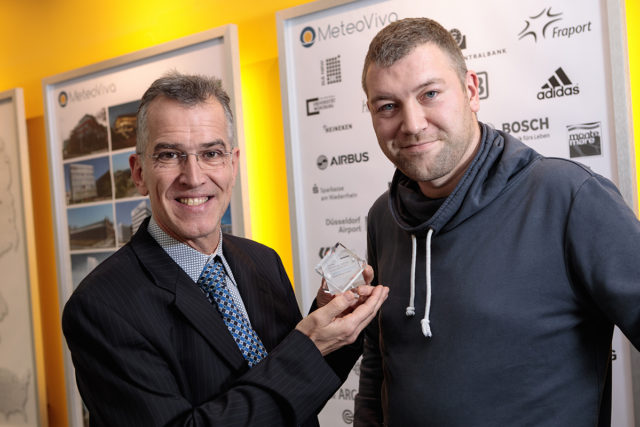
{"left": 390, "top": 131, "right": 470, "bottom": 184}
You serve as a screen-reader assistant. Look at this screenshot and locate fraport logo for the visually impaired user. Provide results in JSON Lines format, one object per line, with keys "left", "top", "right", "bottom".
{"left": 58, "top": 91, "right": 69, "bottom": 107}
{"left": 518, "top": 7, "right": 563, "bottom": 42}
{"left": 300, "top": 26, "right": 316, "bottom": 48}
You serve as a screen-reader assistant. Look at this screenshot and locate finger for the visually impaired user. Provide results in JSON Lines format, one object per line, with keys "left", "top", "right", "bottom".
{"left": 315, "top": 280, "right": 334, "bottom": 308}
{"left": 343, "top": 286, "right": 388, "bottom": 326}
{"left": 362, "top": 265, "right": 374, "bottom": 285}
{"left": 321, "top": 290, "right": 359, "bottom": 319}
{"left": 353, "top": 284, "right": 375, "bottom": 298}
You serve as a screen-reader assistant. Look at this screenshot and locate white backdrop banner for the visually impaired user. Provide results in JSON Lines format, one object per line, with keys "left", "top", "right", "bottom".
{"left": 277, "top": 0, "right": 636, "bottom": 425}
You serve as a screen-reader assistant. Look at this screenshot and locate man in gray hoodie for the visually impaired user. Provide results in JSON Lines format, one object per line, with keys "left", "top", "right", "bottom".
{"left": 355, "top": 17, "right": 640, "bottom": 426}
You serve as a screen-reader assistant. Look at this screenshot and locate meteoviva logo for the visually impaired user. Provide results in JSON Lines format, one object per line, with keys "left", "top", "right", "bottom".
{"left": 59, "top": 82, "right": 117, "bottom": 106}
{"left": 299, "top": 11, "right": 399, "bottom": 47}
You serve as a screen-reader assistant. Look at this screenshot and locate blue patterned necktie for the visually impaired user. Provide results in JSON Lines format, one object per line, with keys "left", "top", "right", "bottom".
{"left": 197, "top": 258, "right": 267, "bottom": 367}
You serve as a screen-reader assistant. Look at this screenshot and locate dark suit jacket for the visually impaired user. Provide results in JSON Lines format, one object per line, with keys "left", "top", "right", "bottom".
{"left": 62, "top": 220, "right": 357, "bottom": 426}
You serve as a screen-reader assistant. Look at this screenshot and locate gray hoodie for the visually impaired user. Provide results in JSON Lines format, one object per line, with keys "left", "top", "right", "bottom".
{"left": 355, "top": 123, "right": 640, "bottom": 426}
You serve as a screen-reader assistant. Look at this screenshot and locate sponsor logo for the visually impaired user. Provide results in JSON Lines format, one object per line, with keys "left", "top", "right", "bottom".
{"left": 456, "top": 28, "right": 507, "bottom": 61}
{"left": 352, "top": 359, "right": 361, "bottom": 376}
{"left": 476, "top": 71, "right": 489, "bottom": 100}
{"left": 502, "top": 117, "right": 551, "bottom": 142}
{"left": 300, "top": 12, "right": 399, "bottom": 47}
{"left": 317, "top": 155, "right": 329, "bottom": 170}
{"left": 58, "top": 91, "right": 69, "bottom": 107}
{"left": 450, "top": 28, "right": 466, "bottom": 49}
{"left": 463, "top": 48, "right": 507, "bottom": 61}
{"left": 551, "top": 22, "right": 592, "bottom": 39}
{"left": 323, "top": 123, "right": 352, "bottom": 133}
{"left": 316, "top": 152, "right": 369, "bottom": 170}
{"left": 325, "top": 216, "right": 362, "bottom": 234}
{"left": 519, "top": 7, "right": 592, "bottom": 42}
{"left": 314, "top": 184, "right": 357, "bottom": 201}
{"left": 456, "top": 31, "right": 506, "bottom": 62}
{"left": 567, "top": 121, "right": 601, "bottom": 158}
{"left": 300, "top": 26, "right": 316, "bottom": 47}
{"left": 502, "top": 117, "right": 550, "bottom": 134}
{"left": 343, "top": 409, "right": 355, "bottom": 423}
{"left": 518, "top": 7, "right": 563, "bottom": 41}
{"left": 321, "top": 55, "right": 342, "bottom": 85}
{"left": 312, "top": 184, "right": 319, "bottom": 194}
{"left": 319, "top": 247, "right": 331, "bottom": 259}
{"left": 306, "top": 95, "right": 336, "bottom": 116}
{"left": 60, "top": 83, "right": 117, "bottom": 105}
{"left": 537, "top": 67, "right": 579, "bottom": 100}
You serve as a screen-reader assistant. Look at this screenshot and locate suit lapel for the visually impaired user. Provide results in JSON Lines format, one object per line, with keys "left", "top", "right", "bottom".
{"left": 130, "top": 222, "right": 246, "bottom": 371}
{"left": 223, "top": 237, "right": 280, "bottom": 351}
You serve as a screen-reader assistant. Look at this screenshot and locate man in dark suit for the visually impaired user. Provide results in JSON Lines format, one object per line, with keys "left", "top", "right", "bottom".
{"left": 62, "top": 72, "right": 388, "bottom": 426}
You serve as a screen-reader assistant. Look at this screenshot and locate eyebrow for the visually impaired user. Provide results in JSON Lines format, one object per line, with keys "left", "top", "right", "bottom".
{"left": 369, "top": 78, "right": 446, "bottom": 104}
{"left": 152, "top": 139, "right": 227, "bottom": 151}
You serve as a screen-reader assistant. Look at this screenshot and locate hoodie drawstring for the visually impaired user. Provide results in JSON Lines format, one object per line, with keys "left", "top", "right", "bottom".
{"left": 406, "top": 229, "right": 434, "bottom": 338}
{"left": 406, "top": 235, "right": 417, "bottom": 317}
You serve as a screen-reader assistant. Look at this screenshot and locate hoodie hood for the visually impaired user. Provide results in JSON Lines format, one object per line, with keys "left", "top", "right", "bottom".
{"left": 387, "top": 123, "right": 541, "bottom": 337}
{"left": 389, "top": 122, "right": 540, "bottom": 236}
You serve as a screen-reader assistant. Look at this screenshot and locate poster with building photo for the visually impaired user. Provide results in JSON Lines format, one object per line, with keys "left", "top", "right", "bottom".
{"left": 277, "top": 0, "right": 636, "bottom": 425}
{"left": 42, "top": 25, "right": 248, "bottom": 427}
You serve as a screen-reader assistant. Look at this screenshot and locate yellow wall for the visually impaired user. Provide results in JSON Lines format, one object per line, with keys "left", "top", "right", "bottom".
{"left": 628, "top": 0, "right": 640, "bottom": 212}
{"left": 0, "top": 1, "right": 637, "bottom": 426}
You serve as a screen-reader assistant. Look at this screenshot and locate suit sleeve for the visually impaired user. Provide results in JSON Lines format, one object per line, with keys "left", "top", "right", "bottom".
{"left": 354, "top": 216, "right": 385, "bottom": 426}
{"left": 62, "top": 248, "right": 341, "bottom": 427}
{"left": 565, "top": 175, "right": 640, "bottom": 349}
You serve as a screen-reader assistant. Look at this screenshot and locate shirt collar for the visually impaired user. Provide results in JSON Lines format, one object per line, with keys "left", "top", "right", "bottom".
{"left": 147, "top": 216, "right": 236, "bottom": 284}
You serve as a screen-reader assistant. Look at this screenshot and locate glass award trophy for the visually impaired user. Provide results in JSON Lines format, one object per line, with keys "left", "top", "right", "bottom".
{"left": 315, "top": 242, "right": 366, "bottom": 295}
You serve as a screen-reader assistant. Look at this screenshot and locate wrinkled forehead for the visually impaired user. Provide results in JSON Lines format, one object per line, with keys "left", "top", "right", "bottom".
{"left": 145, "top": 97, "right": 230, "bottom": 148}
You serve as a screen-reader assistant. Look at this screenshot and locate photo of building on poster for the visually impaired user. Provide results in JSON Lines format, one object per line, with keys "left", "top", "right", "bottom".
{"left": 67, "top": 203, "right": 115, "bottom": 250}
{"left": 115, "top": 198, "right": 151, "bottom": 245}
{"left": 71, "top": 251, "right": 113, "bottom": 289}
{"left": 64, "top": 155, "right": 113, "bottom": 205}
{"left": 112, "top": 150, "right": 137, "bottom": 199}
{"left": 62, "top": 108, "right": 108, "bottom": 160}
{"left": 108, "top": 100, "right": 140, "bottom": 151}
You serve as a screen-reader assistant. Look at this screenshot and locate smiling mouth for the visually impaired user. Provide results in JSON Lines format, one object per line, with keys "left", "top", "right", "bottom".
{"left": 178, "top": 197, "right": 209, "bottom": 206}
{"left": 398, "top": 140, "right": 439, "bottom": 151}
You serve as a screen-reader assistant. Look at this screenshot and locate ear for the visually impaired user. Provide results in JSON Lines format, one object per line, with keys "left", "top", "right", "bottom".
{"left": 129, "top": 153, "right": 149, "bottom": 196}
{"left": 465, "top": 70, "right": 481, "bottom": 113}
{"left": 230, "top": 147, "right": 240, "bottom": 186}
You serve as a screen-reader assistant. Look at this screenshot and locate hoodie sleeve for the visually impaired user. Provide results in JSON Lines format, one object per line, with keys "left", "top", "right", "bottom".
{"left": 564, "top": 175, "right": 640, "bottom": 349}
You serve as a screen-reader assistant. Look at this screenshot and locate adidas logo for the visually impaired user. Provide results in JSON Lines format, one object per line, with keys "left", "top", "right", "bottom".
{"left": 537, "top": 67, "right": 580, "bottom": 100}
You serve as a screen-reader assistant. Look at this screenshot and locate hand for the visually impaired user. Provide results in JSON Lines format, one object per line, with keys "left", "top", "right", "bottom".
{"left": 316, "top": 265, "right": 375, "bottom": 308}
{"left": 296, "top": 284, "right": 389, "bottom": 356}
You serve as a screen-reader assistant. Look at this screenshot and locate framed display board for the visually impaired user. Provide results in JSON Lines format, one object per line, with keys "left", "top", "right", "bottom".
{"left": 42, "top": 25, "right": 248, "bottom": 427}
{"left": 277, "top": 0, "right": 637, "bottom": 425}
{"left": 0, "top": 88, "right": 46, "bottom": 426}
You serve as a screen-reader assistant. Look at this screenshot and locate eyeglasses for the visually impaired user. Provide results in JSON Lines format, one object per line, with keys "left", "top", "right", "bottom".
{"left": 146, "top": 149, "right": 233, "bottom": 169}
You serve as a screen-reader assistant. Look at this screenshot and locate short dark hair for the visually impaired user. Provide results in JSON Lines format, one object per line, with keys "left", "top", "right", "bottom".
{"left": 362, "top": 17, "right": 468, "bottom": 94}
{"left": 136, "top": 71, "right": 235, "bottom": 154}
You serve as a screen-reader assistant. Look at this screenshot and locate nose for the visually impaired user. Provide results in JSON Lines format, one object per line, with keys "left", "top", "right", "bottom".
{"left": 400, "top": 100, "right": 428, "bottom": 135}
{"left": 179, "top": 153, "right": 205, "bottom": 187}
